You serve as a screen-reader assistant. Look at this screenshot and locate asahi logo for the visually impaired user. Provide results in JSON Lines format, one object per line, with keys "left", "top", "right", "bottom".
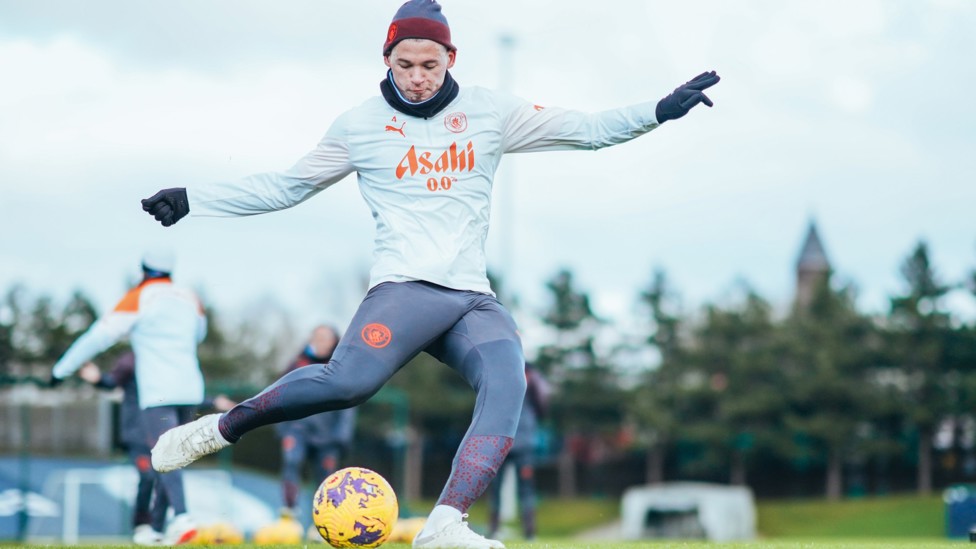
{"left": 395, "top": 141, "right": 475, "bottom": 180}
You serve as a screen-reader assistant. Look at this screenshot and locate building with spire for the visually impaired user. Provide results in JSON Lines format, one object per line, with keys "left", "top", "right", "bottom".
{"left": 794, "top": 221, "right": 832, "bottom": 310}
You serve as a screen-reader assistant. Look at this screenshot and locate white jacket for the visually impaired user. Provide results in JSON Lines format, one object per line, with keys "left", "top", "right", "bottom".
{"left": 52, "top": 277, "right": 207, "bottom": 409}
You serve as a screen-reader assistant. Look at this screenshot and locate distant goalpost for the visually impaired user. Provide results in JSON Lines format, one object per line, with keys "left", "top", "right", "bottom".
{"left": 35, "top": 467, "right": 236, "bottom": 544}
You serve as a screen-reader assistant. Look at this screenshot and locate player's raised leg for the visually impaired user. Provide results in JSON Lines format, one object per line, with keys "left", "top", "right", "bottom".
{"left": 152, "top": 281, "right": 468, "bottom": 472}
{"left": 151, "top": 413, "right": 228, "bottom": 472}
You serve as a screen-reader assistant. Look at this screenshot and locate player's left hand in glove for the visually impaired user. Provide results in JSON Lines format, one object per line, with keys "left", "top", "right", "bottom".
{"left": 48, "top": 375, "right": 64, "bottom": 388}
{"left": 142, "top": 187, "right": 189, "bottom": 227}
{"left": 656, "top": 70, "right": 721, "bottom": 123}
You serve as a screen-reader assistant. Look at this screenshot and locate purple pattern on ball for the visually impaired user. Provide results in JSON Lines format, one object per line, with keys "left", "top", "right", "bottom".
{"left": 350, "top": 519, "right": 388, "bottom": 545}
{"left": 327, "top": 470, "right": 382, "bottom": 509}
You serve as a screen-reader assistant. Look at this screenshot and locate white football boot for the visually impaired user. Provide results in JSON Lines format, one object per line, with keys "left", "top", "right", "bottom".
{"left": 151, "top": 413, "right": 230, "bottom": 472}
{"left": 412, "top": 514, "right": 505, "bottom": 549}
{"left": 163, "top": 513, "right": 198, "bottom": 545}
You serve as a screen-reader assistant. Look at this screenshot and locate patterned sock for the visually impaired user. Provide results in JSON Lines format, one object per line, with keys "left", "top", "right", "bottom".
{"left": 437, "top": 435, "right": 513, "bottom": 512}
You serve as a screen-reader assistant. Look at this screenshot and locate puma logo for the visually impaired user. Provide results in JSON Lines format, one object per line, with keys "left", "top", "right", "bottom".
{"left": 385, "top": 121, "right": 406, "bottom": 137}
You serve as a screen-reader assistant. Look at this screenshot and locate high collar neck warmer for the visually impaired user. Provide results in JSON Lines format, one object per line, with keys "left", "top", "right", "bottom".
{"left": 380, "top": 69, "right": 459, "bottom": 119}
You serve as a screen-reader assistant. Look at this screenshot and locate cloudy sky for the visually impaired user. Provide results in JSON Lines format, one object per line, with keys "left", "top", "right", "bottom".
{"left": 2, "top": 0, "right": 974, "bottom": 349}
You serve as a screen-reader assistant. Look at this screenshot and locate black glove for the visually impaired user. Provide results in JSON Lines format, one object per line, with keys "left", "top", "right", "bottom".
{"left": 655, "top": 70, "right": 721, "bottom": 123}
{"left": 48, "top": 375, "right": 64, "bottom": 388}
{"left": 142, "top": 188, "right": 190, "bottom": 227}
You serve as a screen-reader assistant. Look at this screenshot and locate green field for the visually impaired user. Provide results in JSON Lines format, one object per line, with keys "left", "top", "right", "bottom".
{"left": 3, "top": 493, "right": 967, "bottom": 548}
{"left": 2, "top": 542, "right": 967, "bottom": 548}
{"left": 469, "top": 492, "right": 949, "bottom": 539}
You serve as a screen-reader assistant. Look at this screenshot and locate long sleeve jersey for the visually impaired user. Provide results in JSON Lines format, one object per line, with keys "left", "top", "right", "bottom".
{"left": 52, "top": 277, "right": 208, "bottom": 409}
{"left": 188, "top": 87, "right": 660, "bottom": 294}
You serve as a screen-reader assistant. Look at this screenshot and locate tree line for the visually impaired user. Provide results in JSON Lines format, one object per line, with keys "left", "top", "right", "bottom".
{"left": 2, "top": 238, "right": 975, "bottom": 500}
{"left": 531, "top": 239, "right": 976, "bottom": 499}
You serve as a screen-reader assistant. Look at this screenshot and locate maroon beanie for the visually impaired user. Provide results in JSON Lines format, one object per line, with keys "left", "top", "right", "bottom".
{"left": 383, "top": 0, "right": 455, "bottom": 55}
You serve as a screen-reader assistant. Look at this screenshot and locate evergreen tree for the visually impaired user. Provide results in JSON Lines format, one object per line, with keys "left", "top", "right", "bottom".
{"left": 537, "top": 268, "right": 623, "bottom": 496}
{"left": 23, "top": 290, "right": 101, "bottom": 377}
{"left": 887, "top": 241, "right": 953, "bottom": 495}
{"left": 687, "top": 288, "right": 787, "bottom": 486}
{"left": 782, "top": 275, "right": 881, "bottom": 499}
{"left": 629, "top": 269, "right": 686, "bottom": 484}
{"left": 195, "top": 306, "right": 284, "bottom": 392}
{"left": 0, "top": 287, "right": 22, "bottom": 378}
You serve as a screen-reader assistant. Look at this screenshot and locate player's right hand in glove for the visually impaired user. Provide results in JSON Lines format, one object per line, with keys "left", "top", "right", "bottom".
{"left": 142, "top": 187, "right": 189, "bottom": 227}
{"left": 656, "top": 71, "right": 721, "bottom": 123}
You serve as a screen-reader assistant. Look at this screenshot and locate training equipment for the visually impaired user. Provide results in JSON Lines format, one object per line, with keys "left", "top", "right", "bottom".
{"left": 387, "top": 516, "right": 426, "bottom": 543}
{"left": 655, "top": 71, "right": 721, "bottom": 123}
{"left": 142, "top": 187, "right": 190, "bottom": 226}
{"left": 312, "top": 467, "right": 399, "bottom": 548}
{"left": 253, "top": 516, "right": 304, "bottom": 545}
{"left": 621, "top": 482, "right": 756, "bottom": 542}
{"left": 191, "top": 522, "right": 244, "bottom": 545}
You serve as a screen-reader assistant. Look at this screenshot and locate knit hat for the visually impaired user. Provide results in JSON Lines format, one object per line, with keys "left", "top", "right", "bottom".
{"left": 142, "top": 246, "right": 175, "bottom": 274}
{"left": 383, "top": 0, "right": 455, "bottom": 55}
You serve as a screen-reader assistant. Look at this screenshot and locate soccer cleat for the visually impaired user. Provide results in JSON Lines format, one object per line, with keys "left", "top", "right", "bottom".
{"left": 164, "top": 513, "right": 198, "bottom": 545}
{"left": 132, "top": 524, "right": 164, "bottom": 546}
{"left": 412, "top": 514, "right": 505, "bottom": 549}
{"left": 151, "top": 413, "right": 230, "bottom": 472}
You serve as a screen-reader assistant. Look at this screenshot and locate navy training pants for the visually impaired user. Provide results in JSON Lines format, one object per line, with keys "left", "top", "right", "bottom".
{"left": 221, "top": 281, "right": 527, "bottom": 511}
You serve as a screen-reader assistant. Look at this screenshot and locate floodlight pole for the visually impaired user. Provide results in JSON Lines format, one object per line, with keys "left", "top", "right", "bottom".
{"left": 497, "top": 33, "right": 517, "bottom": 288}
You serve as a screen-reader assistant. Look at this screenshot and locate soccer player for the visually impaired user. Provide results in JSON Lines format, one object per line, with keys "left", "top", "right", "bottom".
{"left": 77, "top": 352, "right": 157, "bottom": 544}
{"left": 142, "top": 2, "right": 720, "bottom": 547}
{"left": 274, "top": 325, "right": 357, "bottom": 521}
{"left": 51, "top": 247, "right": 208, "bottom": 546}
{"left": 79, "top": 353, "right": 237, "bottom": 545}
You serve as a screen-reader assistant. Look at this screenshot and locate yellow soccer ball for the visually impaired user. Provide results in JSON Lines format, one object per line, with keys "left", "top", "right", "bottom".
{"left": 191, "top": 522, "right": 244, "bottom": 545}
{"left": 312, "top": 466, "right": 399, "bottom": 548}
{"left": 387, "top": 517, "right": 426, "bottom": 543}
{"left": 253, "top": 516, "right": 304, "bottom": 545}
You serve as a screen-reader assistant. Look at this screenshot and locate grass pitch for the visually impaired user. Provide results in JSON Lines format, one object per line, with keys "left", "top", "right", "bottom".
{"left": 3, "top": 541, "right": 968, "bottom": 548}
{"left": 4, "top": 493, "right": 962, "bottom": 547}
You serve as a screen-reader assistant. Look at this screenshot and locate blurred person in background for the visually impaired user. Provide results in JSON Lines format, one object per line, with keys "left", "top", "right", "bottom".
{"left": 77, "top": 351, "right": 155, "bottom": 542}
{"left": 51, "top": 247, "right": 208, "bottom": 546}
{"left": 141, "top": 1, "right": 720, "bottom": 547}
{"left": 486, "top": 364, "right": 550, "bottom": 541}
{"left": 78, "top": 353, "right": 237, "bottom": 545}
{"left": 274, "top": 325, "right": 357, "bottom": 522}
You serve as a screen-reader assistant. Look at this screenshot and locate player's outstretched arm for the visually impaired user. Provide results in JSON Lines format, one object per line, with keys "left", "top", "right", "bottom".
{"left": 655, "top": 70, "right": 721, "bottom": 123}
{"left": 142, "top": 187, "right": 189, "bottom": 227}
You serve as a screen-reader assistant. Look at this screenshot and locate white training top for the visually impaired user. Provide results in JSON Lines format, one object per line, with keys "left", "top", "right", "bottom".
{"left": 52, "top": 278, "right": 208, "bottom": 409}
{"left": 189, "top": 86, "right": 660, "bottom": 294}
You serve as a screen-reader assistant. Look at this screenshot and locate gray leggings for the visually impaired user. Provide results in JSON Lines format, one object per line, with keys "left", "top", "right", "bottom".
{"left": 221, "top": 281, "right": 527, "bottom": 510}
